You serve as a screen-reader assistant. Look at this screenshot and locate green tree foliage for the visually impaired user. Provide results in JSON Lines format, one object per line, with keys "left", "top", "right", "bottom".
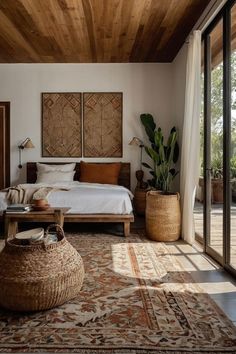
{"left": 200, "top": 51, "right": 236, "bottom": 178}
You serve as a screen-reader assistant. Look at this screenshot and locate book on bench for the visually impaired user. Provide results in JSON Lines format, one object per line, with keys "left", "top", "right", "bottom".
{"left": 6, "top": 204, "right": 32, "bottom": 212}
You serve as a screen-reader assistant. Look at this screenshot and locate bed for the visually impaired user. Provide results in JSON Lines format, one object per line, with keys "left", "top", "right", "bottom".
{"left": 25, "top": 162, "right": 134, "bottom": 236}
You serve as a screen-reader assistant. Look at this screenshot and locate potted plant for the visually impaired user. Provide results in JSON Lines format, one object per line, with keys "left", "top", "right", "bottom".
{"left": 140, "top": 113, "right": 180, "bottom": 241}
{"left": 198, "top": 156, "right": 236, "bottom": 204}
{"left": 211, "top": 156, "right": 223, "bottom": 204}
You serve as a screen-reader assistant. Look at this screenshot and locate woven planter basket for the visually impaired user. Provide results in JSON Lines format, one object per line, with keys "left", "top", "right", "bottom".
{"left": 146, "top": 191, "right": 181, "bottom": 241}
{"left": 0, "top": 224, "right": 84, "bottom": 312}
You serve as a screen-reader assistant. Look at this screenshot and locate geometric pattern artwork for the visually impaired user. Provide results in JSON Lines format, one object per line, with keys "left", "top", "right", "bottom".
{"left": 42, "top": 93, "right": 82, "bottom": 157}
{"left": 83, "top": 93, "right": 122, "bottom": 157}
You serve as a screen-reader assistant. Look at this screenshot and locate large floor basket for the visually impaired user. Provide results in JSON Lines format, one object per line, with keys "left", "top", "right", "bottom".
{"left": 146, "top": 191, "right": 181, "bottom": 241}
{"left": 0, "top": 224, "right": 84, "bottom": 312}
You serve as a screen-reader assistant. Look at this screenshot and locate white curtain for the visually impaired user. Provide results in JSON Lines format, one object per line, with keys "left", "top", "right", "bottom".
{"left": 180, "top": 30, "right": 201, "bottom": 244}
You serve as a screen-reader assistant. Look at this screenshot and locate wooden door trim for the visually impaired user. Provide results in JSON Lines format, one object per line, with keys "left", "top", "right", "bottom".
{"left": 0, "top": 102, "right": 10, "bottom": 187}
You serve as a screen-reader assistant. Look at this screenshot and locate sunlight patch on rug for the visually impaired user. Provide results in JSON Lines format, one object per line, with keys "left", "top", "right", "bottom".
{"left": 111, "top": 242, "right": 167, "bottom": 279}
{"left": 0, "top": 232, "right": 235, "bottom": 353}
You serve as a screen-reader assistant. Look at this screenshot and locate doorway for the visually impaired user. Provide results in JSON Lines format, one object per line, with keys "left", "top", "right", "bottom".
{"left": 194, "top": 0, "right": 236, "bottom": 277}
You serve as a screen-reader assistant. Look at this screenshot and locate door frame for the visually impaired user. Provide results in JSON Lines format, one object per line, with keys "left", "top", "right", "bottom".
{"left": 0, "top": 102, "right": 10, "bottom": 188}
{"left": 202, "top": 0, "right": 236, "bottom": 277}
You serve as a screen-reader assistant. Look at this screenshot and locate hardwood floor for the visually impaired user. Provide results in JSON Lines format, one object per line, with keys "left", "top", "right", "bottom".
{"left": 172, "top": 240, "right": 236, "bottom": 327}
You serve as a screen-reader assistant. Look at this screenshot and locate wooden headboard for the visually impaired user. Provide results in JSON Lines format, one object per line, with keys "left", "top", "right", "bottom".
{"left": 27, "top": 162, "right": 131, "bottom": 190}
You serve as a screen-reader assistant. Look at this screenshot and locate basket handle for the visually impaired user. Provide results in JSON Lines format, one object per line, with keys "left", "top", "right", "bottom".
{"left": 4, "top": 233, "right": 14, "bottom": 245}
{"left": 45, "top": 223, "right": 65, "bottom": 237}
{"left": 43, "top": 224, "right": 65, "bottom": 250}
{"left": 4, "top": 219, "right": 17, "bottom": 245}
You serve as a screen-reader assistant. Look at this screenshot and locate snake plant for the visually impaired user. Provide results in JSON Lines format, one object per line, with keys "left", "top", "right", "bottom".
{"left": 140, "top": 113, "right": 179, "bottom": 192}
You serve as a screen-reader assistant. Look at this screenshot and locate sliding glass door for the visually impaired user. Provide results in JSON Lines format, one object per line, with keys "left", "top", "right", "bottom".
{"left": 198, "top": 0, "right": 236, "bottom": 276}
{"left": 206, "top": 18, "right": 224, "bottom": 262}
{"left": 230, "top": 2, "right": 236, "bottom": 269}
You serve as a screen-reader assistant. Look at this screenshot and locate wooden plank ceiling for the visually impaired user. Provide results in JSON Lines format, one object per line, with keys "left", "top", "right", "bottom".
{"left": 0, "top": 0, "right": 211, "bottom": 63}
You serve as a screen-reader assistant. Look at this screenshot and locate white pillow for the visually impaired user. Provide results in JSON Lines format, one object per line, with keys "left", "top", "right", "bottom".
{"left": 36, "top": 171, "right": 75, "bottom": 183}
{"left": 37, "top": 162, "right": 76, "bottom": 173}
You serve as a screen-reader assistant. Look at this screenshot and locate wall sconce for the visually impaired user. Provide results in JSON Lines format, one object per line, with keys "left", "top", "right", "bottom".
{"left": 129, "top": 137, "right": 147, "bottom": 189}
{"left": 129, "top": 137, "right": 144, "bottom": 170}
{"left": 18, "top": 138, "right": 35, "bottom": 169}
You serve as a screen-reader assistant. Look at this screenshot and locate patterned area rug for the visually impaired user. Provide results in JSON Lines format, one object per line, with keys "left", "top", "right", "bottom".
{"left": 0, "top": 232, "right": 236, "bottom": 353}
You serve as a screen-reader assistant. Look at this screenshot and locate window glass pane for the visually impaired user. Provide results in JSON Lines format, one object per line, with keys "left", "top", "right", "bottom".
{"left": 209, "top": 19, "right": 223, "bottom": 257}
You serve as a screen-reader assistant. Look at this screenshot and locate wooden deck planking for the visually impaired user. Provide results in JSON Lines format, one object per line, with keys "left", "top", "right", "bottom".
{"left": 194, "top": 201, "right": 236, "bottom": 267}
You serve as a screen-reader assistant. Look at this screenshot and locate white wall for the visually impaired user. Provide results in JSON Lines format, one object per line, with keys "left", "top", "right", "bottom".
{"left": 0, "top": 63, "right": 174, "bottom": 190}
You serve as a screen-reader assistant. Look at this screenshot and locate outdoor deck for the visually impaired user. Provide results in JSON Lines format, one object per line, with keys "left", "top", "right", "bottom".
{"left": 194, "top": 201, "right": 236, "bottom": 267}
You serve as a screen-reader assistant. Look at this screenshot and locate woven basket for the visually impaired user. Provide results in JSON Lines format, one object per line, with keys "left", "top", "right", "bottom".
{"left": 0, "top": 224, "right": 84, "bottom": 312}
{"left": 146, "top": 191, "right": 181, "bottom": 241}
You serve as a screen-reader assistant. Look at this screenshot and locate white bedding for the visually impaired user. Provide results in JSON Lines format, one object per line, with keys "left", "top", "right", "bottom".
{"left": 0, "top": 182, "right": 133, "bottom": 215}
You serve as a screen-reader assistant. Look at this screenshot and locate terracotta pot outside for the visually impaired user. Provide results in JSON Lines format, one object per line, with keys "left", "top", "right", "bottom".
{"left": 211, "top": 178, "right": 223, "bottom": 204}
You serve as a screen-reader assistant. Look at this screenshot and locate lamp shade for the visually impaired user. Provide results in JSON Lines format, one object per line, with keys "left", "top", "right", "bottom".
{"left": 24, "top": 138, "right": 34, "bottom": 148}
{"left": 18, "top": 138, "right": 35, "bottom": 169}
{"left": 128, "top": 137, "right": 143, "bottom": 146}
{"left": 19, "top": 138, "right": 35, "bottom": 149}
{"left": 129, "top": 137, "right": 144, "bottom": 171}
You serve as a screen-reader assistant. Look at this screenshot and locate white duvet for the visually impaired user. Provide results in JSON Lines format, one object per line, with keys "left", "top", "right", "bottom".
{"left": 0, "top": 182, "right": 133, "bottom": 215}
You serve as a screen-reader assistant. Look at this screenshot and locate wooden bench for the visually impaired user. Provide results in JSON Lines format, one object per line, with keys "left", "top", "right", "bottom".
{"left": 4, "top": 208, "right": 70, "bottom": 238}
{"left": 64, "top": 213, "right": 134, "bottom": 237}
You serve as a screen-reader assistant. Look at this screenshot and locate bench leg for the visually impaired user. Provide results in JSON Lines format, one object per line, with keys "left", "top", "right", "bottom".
{"left": 5, "top": 219, "right": 18, "bottom": 239}
{"left": 124, "top": 222, "right": 130, "bottom": 237}
{"left": 54, "top": 209, "right": 65, "bottom": 227}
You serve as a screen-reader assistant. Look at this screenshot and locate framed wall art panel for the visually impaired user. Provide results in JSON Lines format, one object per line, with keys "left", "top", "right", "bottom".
{"left": 83, "top": 92, "right": 123, "bottom": 157}
{"left": 42, "top": 93, "right": 82, "bottom": 157}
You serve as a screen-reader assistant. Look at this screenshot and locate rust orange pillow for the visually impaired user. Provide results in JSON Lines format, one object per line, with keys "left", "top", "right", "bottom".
{"left": 79, "top": 162, "right": 121, "bottom": 185}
